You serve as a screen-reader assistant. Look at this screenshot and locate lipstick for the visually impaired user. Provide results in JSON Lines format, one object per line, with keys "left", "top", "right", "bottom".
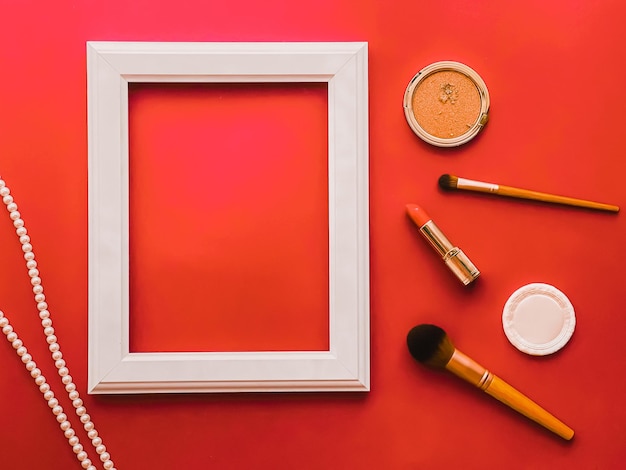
{"left": 406, "top": 204, "right": 480, "bottom": 285}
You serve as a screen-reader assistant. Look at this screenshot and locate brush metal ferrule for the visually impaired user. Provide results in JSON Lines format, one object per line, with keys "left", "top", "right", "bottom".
{"left": 419, "top": 220, "right": 480, "bottom": 285}
{"left": 477, "top": 370, "right": 494, "bottom": 390}
{"left": 446, "top": 349, "right": 489, "bottom": 387}
{"left": 457, "top": 177, "right": 499, "bottom": 193}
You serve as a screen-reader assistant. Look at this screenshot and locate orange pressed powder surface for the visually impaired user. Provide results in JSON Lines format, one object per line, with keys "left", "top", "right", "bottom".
{"left": 411, "top": 70, "right": 481, "bottom": 139}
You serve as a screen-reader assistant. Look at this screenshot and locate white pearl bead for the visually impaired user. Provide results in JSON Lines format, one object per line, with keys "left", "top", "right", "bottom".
{"left": 44, "top": 326, "right": 55, "bottom": 336}
{"left": 46, "top": 334, "right": 58, "bottom": 344}
{"left": 87, "top": 430, "right": 98, "bottom": 439}
{"left": 103, "top": 461, "right": 114, "bottom": 470}
{"left": 19, "top": 234, "right": 30, "bottom": 245}
{"left": 21, "top": 242, "right": 32, "bottom": 252}
{"left": 64, "top": 428, "right": 76, "bottom": 439}
{"left": 3, "top": 194, "right": 13, "bottom": 204}
{"left": 0, "top": 186, "right": 9, "bottom": 196}
{"left": 76, "top": 406, "right": 87, "bottom": 416}
{"left": 73, "top": 444, "right": 84, "bottom": 454}
{"left": 30, "top": 368, "right": 41, "bottom": 378}
{"left": 23, "top": 251, "right": 34, "bottom": 260}
{"left": 73, "top": 399, "right": 83, "bottom": 408}
{"left": 39, "top": 310, "right": 50, "bottom": 319}
{"left": 0, "top": 179, "right": 5, "bottom": 188}
{"left": 81, "top": 459, "right": 92, "bottom": 469}
{"left": 35, "top": 293, "right": 46, "bottom": 303}
{"left": 32, "top": 284, "right": 43, "bottom": 294}
{"left": 80, "top": 414, "right": 91, "bottom": 424}
{"left": 28, "top": 268, "right": 39, "bottom": 278}
{"left": 49, "top": 342, "right": 60, "bottom": 352}
{"left": 48, "top": 397, "right": 59, "bottom": 408}
{"left": 2, "top": 324, "right": 13, "bottom": 335}
{"left": 69, "top": 391, "right": 79, "bottom": 400}
{"left": 39, "top": 383, "right": 50, "bottom": 393}
{"left": 60, "top": 420, "right": 71, "bottom": 431}
{"left": 25, "top": 360, "right": 36, "bottom": 371}
{"left": 7, "top": 332, "right": 18, "bottom": 343}
{"left": 30, "top": 276, "right": 41, "bottom": 286}
{"left": 83, "top": 421, "right": 94, "bottom": 431}
{"left": 68, "top": 436, "right": 79, "bottom": 446}
{"left": 99, "top": 452, "right": 111, "bottom": 462}
{"left": 16, "top": 346, "right": 27, "bottom": 356}
{"left": 6, "top": 202, "right": 18, "bottom": 212}
{"left": 52, "top": 350, "right": 62, "bottom": 360}
{"left": 43, "top": 391, "right": 54, "bottom": 401}
{"left": 11, "top": 213, "right": 23, "bottom": 223}
{"left": 52, "top": 405, "right": 63, "bottom": 416}
{"left": 42, "top": 318, "right": 53, "bottom": 328}
{"left": 58, "top": 366, "right": 69, "bottom": 376}
{"left": 12, "top": 338, "right": 23, "bottom": 349}
{"left": 35, "top": 375, "right": 46, "bottom": 386}
{"left": 17, "top": 227, "right": 27, "bottom": 237}
{"left": 56, "top": 413, "right": 68, "bottom": 423}
{"left": 92, "top": 437, "right": 102, "bottom": 447}
{"left": 38, "top": 302, "right": 49, "bottom": 312}
{"left": 21, "top": 353, "right": 32, "bottom": 364}
{"left": 62, "top": 375, "right": 73, "bottom": 385}
{"left": 96, "top": 444, "right": 106, "bottom": 454}
{"left": 0, "top": 318, "right": 8, "bottom": 328}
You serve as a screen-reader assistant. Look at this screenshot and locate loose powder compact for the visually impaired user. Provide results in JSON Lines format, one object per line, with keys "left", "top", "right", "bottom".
{"left": 502, "top": 283, "right": 576, "bottom": 356}
{"left": 403, "top": 61, "right": 490, "bottom": 147}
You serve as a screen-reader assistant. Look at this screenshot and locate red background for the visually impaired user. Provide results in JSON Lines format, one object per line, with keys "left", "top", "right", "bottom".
{"left": 128, "top": 82, "right": 330, "bottom": 353}
{"left": 1, "top": 1, "right": 625, "bottom": 469}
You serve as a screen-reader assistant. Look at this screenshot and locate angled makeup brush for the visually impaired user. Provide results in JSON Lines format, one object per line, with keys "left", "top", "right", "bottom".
{"left": 439, "top": 174, "right": 619, "bottom": 213}
{"left": 407, "top": 324, "right": 574, "bottom": 440}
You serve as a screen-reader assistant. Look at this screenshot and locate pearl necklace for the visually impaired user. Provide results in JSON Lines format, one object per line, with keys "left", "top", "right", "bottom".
{"left": 0, "top": 176, "right": 116, "bottom": 470}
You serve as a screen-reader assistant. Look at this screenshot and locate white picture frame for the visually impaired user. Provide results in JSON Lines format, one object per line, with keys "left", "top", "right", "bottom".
{"left": 87, "top": 41, "right": 369, "bottom": 394}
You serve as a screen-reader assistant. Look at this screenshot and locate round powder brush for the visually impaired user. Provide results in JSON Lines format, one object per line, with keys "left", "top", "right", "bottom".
{"left": 407, "top": 324, "right": 574, "bottom": 440}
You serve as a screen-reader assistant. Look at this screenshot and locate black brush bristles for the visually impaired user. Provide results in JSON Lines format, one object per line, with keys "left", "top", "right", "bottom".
{"left": 438, "top": 174, "right": 458, "bottom": 190}
{"left": 406, "top": 324, "right": 455, "bottom": 369}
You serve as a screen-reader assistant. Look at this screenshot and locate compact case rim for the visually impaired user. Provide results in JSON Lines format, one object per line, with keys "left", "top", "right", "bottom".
{"left": 403, "top": 60, "right": 490, "bottom": 147}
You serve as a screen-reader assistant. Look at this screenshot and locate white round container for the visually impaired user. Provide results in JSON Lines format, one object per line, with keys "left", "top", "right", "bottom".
{"left": 502, "top": 283, "right": 576, "bottom": 356}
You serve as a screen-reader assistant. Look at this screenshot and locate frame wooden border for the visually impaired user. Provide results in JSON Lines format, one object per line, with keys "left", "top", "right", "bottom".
{"left": 87, "top": 41, "right": 369, "bottom": 394}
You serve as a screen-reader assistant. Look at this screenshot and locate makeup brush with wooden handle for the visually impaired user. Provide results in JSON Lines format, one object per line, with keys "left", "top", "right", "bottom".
{"left": 439, "top": 173, "right": 619, "bottom": 213}
{"left": 407, "top": 324, "right": 574, "bottom": 440}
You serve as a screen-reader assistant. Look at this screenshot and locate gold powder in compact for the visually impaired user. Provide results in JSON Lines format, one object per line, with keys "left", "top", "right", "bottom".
{"left": 403, "top": 61, "right": 490, "bottom": 147}
{"left": 411, "top": 70, "right": 480, "bottom": 139}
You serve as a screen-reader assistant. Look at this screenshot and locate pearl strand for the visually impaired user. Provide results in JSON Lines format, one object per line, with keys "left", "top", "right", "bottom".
{"left": 0, "top": 311, "right": 99, "bottom": 470}
{"left": 0, "top": 177, "right": 116, "bottom": 470}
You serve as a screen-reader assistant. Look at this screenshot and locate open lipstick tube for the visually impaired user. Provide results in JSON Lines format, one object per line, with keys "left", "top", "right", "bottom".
{"left": 406, "top": 204, "right": 480, "bottom": 285}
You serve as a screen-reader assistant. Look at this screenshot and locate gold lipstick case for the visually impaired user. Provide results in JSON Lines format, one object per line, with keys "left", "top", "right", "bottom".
{"left": 419, "top": 221, "right": 480, "bottom": 285}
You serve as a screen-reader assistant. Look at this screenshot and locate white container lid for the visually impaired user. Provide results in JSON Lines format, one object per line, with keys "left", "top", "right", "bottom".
{"left": 502, "top": 283, "right": 576, "bottom": 356}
